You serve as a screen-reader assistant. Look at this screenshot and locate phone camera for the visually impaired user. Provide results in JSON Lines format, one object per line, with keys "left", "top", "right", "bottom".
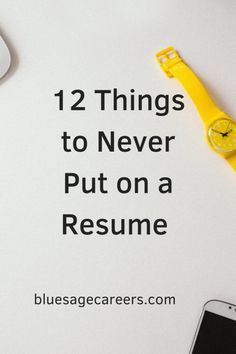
{"left": 229, "top": 306, "right": 232, "bottom": 309}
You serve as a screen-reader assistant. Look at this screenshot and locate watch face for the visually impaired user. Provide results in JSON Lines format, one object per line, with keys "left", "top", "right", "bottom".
{"left": 208, "top": 118, "right": 236, "bottom": 153}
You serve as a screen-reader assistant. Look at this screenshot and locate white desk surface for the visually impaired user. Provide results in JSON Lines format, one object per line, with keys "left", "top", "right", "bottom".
{"left": 0, "top": 1, "right": 236, "bottom": 353}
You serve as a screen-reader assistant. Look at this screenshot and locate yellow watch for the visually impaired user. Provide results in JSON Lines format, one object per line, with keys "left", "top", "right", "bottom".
{"left": 156, "top": 46, "right": 236, "bottom": 171}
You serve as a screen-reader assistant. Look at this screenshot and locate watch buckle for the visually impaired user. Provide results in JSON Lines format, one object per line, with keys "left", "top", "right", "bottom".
{"left": 156, "top": 46, "right": 182, "bottom": 77}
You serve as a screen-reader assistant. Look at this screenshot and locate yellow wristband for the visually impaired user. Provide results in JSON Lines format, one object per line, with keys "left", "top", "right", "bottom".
{"left": 226, "top": 154, "right": 236, "bottom": 171}
{"left": 156, "top": 47, "right": 222, "bottom": 124}
{"left": 156, "top": 46, "right": 236, "bottom": 172}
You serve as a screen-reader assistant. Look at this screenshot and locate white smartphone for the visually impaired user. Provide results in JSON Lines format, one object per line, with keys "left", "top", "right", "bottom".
{"left": 190, "top": 300, "right": 236, "bottom": 353}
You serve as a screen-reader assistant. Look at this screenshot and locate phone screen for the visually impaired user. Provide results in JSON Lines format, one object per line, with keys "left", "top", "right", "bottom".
{"left": 192, "top": 310, "right": 236, "bottom": 353}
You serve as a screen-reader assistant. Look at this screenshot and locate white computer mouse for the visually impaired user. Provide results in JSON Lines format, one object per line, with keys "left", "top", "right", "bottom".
{"left": 0, "top": 35, "right": 11, "bottom": 79}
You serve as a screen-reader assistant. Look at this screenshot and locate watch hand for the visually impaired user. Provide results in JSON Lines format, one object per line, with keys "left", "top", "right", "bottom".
{"left": 224, "top": 121, "right": 231, "bottom": 134}
{"left": 222, "top": 129, "right": 233, "bottom": 137}
{"left": 212, "top": 128, "right": 223, "bottom": 135}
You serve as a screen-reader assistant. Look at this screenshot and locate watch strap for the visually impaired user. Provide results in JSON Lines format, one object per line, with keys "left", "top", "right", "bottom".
{"left": 226, "top": 153, "right": 236, "bottom": 171}
{"left": 156, "top": 47, "right": 222, "bottom": 124}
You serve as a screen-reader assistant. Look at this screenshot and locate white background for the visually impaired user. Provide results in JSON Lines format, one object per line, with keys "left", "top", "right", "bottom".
{"left": 0, "top": 1, "right": 236, "bottom": 353}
